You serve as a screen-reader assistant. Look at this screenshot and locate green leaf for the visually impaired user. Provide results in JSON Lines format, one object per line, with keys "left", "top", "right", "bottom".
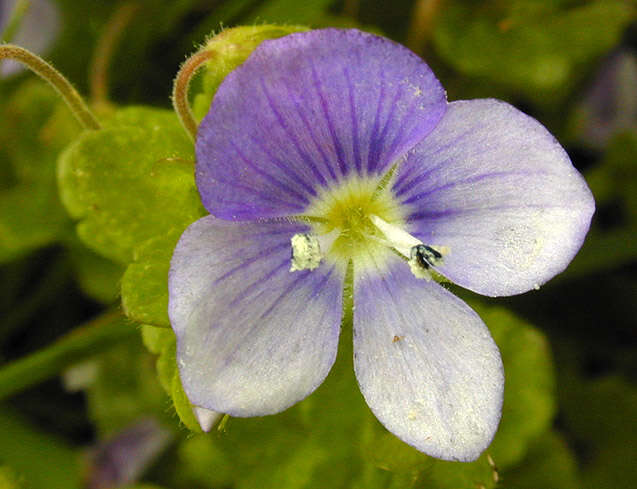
{"left": 472, "top": 304, "right": 556, "bottom": 470}
{"left": 0, "top": 466, "right": 24, "bottom": 489}
{"left": 0, "top": 80, "right": 80, "bottom": 262}
{"left": 433, "top": 1, "right": 635, "bottom": 104}
{"left": 0, "top": 182, "right": 72, "bottom": 262}
{"left": 140, "top": 324, "right": 201, "bottom": 431}
{"left": 121, "top": 229, "right": 183, "bottom": 327}
{"left": 0, "top": 407, "right": 81, "bottom": 489}
{"left": 85, "top": 334, "right": 169, "bottom": 437}
{"left": 502, "top": 431, "right": 580, "bottom": 489}
{"left": 560, "top": 376, "right": 637, "bottom": 489}
{"left": 425, "top": 454, "right": 497, "bottom": 489}
{"left": 559, "top": 131, "right": 637, "bottom": 280}
{"left": 58, "top": 106, "right": 204, "bottom": 264}
{"left": 141, "top": 325, "right": 176, "bottom": 394}
{"left": 66, "top": 242, "right": 124, "bottom": 303}
{"left": 171, "top": 369, "right": 202, "bottom": 433}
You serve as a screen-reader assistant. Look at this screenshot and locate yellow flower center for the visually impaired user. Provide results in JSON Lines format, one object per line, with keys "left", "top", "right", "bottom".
{"left": 301, "top": 174, "right": 407, "bottom": 272}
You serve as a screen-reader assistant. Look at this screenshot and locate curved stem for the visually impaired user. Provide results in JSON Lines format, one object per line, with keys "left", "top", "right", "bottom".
{"left": 0, "top": 309, "right": 134, "bottom": 401}
{"left": 172, "top": 49, "right": 215, "bottom": 140}
{"left": 0, "top": 44, "right": 101, "bottom": 130}
{"left": 89, "top": 2, "right": 139, "bottom": 107}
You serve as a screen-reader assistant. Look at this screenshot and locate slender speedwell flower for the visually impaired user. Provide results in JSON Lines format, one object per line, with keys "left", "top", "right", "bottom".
{"left": 169, "top": 29, "right": 594, "bottom": 461}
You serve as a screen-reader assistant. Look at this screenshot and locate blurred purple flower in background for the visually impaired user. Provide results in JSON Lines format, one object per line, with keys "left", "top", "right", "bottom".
{"left": 87, "top": 418, "right": 172, "bottom": 489}
{"left": 0, "top": 0, "right": 59, "bottom": 77}
{"left": 576, "top": 50, "right": 637, "bottom": 149}
{"left": 169, "top": 29, "right": 594, "bottom": 461}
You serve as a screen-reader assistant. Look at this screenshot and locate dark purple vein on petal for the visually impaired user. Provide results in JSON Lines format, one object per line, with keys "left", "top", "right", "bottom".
{"left": 367, "top": 68, "right": 386, "bottom": 174}
{"left": 214, "top": 242, "right": 291, "bottom": 286}
{"left": 309, "top": 59, "right": 348, "bottom": 177}
{"left": 344, "top": 67, "right": 362, "bottom": 173}
{"left": 401, "top": 170, "right": 554, "bottom": 206}
{"left": 259, "top": 268, "right": 312, "bottom": 321}
{"left": 229, "top": 140, "right": 309, "bottom": 205}
{"left": 368, "top": 84, "right": 403, "bottom": 173}
{"left": 248, "top": 134, "right": 319, "bottom": 196}
{"left": 393, "top": 129, "right": 500, "bottom": 195}
{"left": 279, "top": 76, "right": 336, "bottom": 183}
{"left": 407, "top": 203, "right": 577, "bottom": 223}
{"left": 258, "top": 78, "right": 329, "bottom": 188}
{"left": 228, "top": 258, "right": 291, "bottom": 308}
{"left": 212, "top": 176, "right": 301, "bottom": 209}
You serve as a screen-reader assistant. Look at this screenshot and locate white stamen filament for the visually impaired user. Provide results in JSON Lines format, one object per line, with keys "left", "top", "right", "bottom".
{"left": 370, "top": 214, "right": 449, "bottom": 280}
{"left": 369, "top": 214, "right": 421, "bottom": 258}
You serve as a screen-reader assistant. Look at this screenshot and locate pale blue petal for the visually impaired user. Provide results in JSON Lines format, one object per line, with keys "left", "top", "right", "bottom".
{"left": 394, "top": 99, "right": 595, "bottom": 296}
{"left": 169, "top": 216, "right": 344, "bottom": 416}
{"left": 353, "top": 256, "right": 504, "bottom": 461}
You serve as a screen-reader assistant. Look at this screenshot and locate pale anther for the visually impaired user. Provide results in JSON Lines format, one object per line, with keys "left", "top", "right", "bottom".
{"left": 290, "top": 233, "right": 322, "bottom": 271}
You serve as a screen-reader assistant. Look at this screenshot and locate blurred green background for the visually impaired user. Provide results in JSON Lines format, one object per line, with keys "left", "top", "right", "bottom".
{"left": 0, "top": 1, "right": 635, "bottom": 488}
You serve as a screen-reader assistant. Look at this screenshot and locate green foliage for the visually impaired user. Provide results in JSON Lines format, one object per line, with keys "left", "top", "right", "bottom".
{"left": 563, "top": 131, "right": 637, "bottom": 279}
{"left": 66, "top": 241, "right": 124, "bottom": 303}
{"left": 245, "top": 0, "right": 338, "bottom": 25}
{"left": 84, "top": 334, "right": 169, "bottom": 437}
{"left": 121, "top": 230, "right": 182, "bottom": 326}
{"left": 502, "top": 431, "right": 580, "bottom": 489}
{"left": 58, "top": 106, "right": 204, "bottom": 264}
{"left": 0, "top": 466, "right": 23, "bottom": 489}
{"left": 476, "top": 305, "right": 556, "bottom": 469}
{"left": 0, "top": 408, "right": 81, "bottom": 489}
{"left": 433, "top": 0, "right": 635, "bottom": 104}
{"left": 141, "top": 324, "right": 201, "bottom": 431}
{"left": 559, "top": 375, "right": 637, "bottom": 489}
{"left": 0, "top": 80, "right": 79, "bottom": 262}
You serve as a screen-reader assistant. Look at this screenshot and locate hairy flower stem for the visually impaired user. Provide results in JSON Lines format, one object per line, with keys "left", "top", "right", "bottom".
{"left": 0, "top": 44, "right": 101, "bottom": 130}
{"left": 172, "top": 49, "right": 215, "bottom": 140}
{"left": 0, "top": 310, "right": 135, "bottom": 401}
{"left": 89, "top": 2, "right": 139, "bottom": 109}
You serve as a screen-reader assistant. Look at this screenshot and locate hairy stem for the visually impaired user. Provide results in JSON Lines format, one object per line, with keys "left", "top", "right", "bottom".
{"left": 89, "top": 2, "right": 139, "bottom": 107}
{"left": 0, "top": 310, "right": 135, "bottom": 400}
{"left": 172, "top": 49, "right": 215, "bottom": 140}
{"left": 0, "top": 44, "right": 101, "bottom": 130}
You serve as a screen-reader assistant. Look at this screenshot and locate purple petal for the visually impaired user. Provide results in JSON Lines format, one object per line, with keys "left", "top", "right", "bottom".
{"left": 353, "top": 257, "right": 503, "bottom": 462}
{"left": 394, "top": 99, "right": 595, "bottom": 296}
{"left": 196, "top": 28, "right": 447, "bottom": 220}
{"left": 169, "top": 216, "right": 344, "bottom": 416}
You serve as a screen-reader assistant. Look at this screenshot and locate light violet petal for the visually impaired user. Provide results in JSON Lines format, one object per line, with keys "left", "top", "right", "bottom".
{"left": 169, "top": 216, "right": 344, "bottom": 416}
{"left": 353, "top": 258, "right": 504, "bottom": 462}
{"left": 196, "top": 28, "right": 446, "bottom": 220}
{"left": 394, "top": 99, "right": 595, "bottom": 296}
